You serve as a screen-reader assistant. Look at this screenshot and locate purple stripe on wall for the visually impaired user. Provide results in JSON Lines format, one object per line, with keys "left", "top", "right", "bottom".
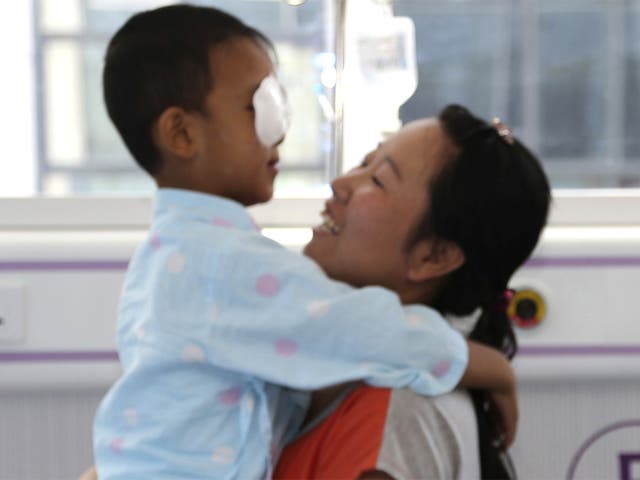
{"left": 526, "top": 256, "right": 640, "bottom": 268}
{"left": 0, "top": 260, "right": 129, "bottom": 271}
{"left": 2, "top": 257, "right": 640, "bottom": 272}
{"left": 519, "top": 345, "right": 640, "bottom": 356}
{"left": 566, "top": 420, "right": 640, "bottom": 480}
{"left": 0, "top": 351, "right": 119, "bottom": 362}
{"left": 2, "top": 345, "right": 640, "bottom": 363}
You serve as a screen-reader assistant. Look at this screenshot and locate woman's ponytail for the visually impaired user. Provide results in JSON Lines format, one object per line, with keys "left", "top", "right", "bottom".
{"left": 468, "top": 306, "right": 518, "bottom": 479}
{"left": 412, "top": 104, "right": 551, "bottom": 478}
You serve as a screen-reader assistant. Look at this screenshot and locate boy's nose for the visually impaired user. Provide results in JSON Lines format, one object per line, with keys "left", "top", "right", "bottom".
{"left": 273, "top": 135, "right": 285, "bottom": 148}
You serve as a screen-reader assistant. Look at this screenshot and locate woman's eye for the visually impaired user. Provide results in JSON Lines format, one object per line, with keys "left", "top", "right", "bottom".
{"left": 372, "top": 176, "right": 384, "bottom": 188}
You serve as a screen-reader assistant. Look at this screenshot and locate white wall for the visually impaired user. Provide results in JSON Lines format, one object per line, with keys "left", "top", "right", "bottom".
{"left": 1, "top": 197, "right": 640, "bottom": 478}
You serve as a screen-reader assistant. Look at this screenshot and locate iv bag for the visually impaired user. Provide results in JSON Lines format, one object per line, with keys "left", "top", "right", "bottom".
{"left": 354, "top": 16, "right": 417, "bottom": 112}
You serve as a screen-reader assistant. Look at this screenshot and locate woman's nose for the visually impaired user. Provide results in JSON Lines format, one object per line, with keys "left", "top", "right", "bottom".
{"left": 330, "top": 174, "right": 351, "bottom": 204}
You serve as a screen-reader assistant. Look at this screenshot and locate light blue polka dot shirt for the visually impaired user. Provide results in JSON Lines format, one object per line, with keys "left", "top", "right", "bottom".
{"left": 93, "top": 188, "right": 468, "bottom": 479}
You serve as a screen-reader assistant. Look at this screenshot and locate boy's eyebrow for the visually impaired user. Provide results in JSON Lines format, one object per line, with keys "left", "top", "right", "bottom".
{"left": 246, "top": 82, "right": 261, "bottom": 98}
{"left": 242, "top": 77, "right": 265, "bottom": 100}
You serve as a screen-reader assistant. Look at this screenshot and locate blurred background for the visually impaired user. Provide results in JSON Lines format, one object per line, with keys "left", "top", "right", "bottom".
{"left": 0, "top": 2, "right": 639, "bottom": 479}
{"left": 3, "top": 0, "right": 640, "bottom": 198}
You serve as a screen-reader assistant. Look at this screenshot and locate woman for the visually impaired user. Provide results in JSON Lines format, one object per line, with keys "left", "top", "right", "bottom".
{"left": 275, "top": 104, "right": 550, "bottom": 479}
{"left": 80, "top": 104, "right": 549, "bottom": 479}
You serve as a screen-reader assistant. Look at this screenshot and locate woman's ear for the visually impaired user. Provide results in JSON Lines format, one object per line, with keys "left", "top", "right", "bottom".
{"left": 406, "top": 237, "right": 465, "bottom": 283}
{"left": 153, "top": 106, "right": 198, "bottom": 160}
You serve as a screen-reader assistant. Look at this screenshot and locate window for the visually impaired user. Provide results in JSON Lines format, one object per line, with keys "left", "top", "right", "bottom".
{"left": 391, "top": 0, "right": 640, "bottom": 188}
{"left": 36, "top": 0, "right": 335, "bottom": 196}
{"left": 11, "top": 0, "right": 640, "bottom": 201}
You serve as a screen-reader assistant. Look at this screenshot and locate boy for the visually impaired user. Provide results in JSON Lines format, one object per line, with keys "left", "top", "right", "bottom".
{"left": 94, "top": 4, "right": 515, "bottom": 479}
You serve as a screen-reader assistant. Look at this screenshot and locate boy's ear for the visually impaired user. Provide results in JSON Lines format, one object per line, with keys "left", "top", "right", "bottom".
{"left": 406, "top": 237, "right": 465, "bottom": 283}
{"left": 153, "top": 106, "right": 198, "bottom": 160}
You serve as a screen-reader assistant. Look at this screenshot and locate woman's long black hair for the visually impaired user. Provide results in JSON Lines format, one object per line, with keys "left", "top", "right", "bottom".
{"left": 415, "top": 104, "right": 551, "bottom": 478}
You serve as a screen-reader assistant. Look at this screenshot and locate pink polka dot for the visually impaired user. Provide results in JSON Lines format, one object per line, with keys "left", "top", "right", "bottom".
{"left": 134, "top": 323, "right": 145, "bottom": 339}
{"left": 307, "top": 300, "right": 330, "bottom": 319}
{"left": 244, "top": 394, "right": 255, "bottom": 413}
{"left": 150, "top": 234, "right": 162, "bottom": 250}
{"left": 212, "top": 217, "right": 233, "bottom": 228}
{"left": 109, "top": 437, "right": 124, "bottom": 454}
{"left": 405, "top": 313, "right": 424, "bottom": 327}
{"left": 167, "top": 252, "right": 186, "bottom": 273}
{"left": 359, "top": 361, "right": 376, "bottom": 371}
{"left": 431, "top": 360, "right": 451, "bottom": 378}
{"left": 122, "top": 408, "right": 138, "bottom": 426}
{"left": 256, "top": 274, "right": 279, "bottom": 296}
{"left": 270, "top": 443, "right": 279, "bottom": 461}
{"left": 219, "top": 386, "right": 242, "bottom": 405}
{"left": 275, "top": 338, "right": 298, "bottom": 357}
{"left": 211, "top": 445, "right": 236, "bottom": 464}
{"left": 210, "top": 304, "right": 219, "bottom": 322}
{"left": 181, "top": 345, "right": 205, "bottom": 363}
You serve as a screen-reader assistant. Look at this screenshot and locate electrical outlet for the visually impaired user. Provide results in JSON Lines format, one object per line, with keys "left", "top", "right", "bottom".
{"left": 0, "top": 281, "right": 25, "bottom": 343}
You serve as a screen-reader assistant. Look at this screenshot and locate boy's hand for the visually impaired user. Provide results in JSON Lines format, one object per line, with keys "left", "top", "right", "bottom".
{"left": 458, "top": 340, "right": 519, "bottom": 448}
{"left": 489, "top": 386, "right": 518, "bottom": 449}
{"left": 78, "top": 466, "right": 97, "bottom": 480}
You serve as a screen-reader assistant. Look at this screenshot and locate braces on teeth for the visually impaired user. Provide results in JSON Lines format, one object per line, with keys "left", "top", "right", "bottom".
{"left": 321, "top": 212, "right": 341, "bottom": 234}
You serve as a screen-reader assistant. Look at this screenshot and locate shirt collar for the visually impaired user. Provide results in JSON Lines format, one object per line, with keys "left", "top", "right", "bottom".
{"left": 153, "top": 188, "right": 259, "bottom": 232}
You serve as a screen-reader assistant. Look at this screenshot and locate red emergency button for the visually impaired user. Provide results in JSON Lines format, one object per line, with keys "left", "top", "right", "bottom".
{"left": 507, "top": 288, "right": 546, "bottom": 329}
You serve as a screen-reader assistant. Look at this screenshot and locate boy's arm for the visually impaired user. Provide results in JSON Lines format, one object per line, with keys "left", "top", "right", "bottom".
{"left": 458, "top": 341, "right": 514, "bottom": 392}
{"left": 185, "top": 232, "right": 467, "bottom": 395}
{"left": 459, "top": 341, "right": 518, "bottom": 447}
{"left": 78, "top": 466, "right": 97, "bottom": 480}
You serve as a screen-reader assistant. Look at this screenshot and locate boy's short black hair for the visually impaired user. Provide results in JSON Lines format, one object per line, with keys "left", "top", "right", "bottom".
{"left": 103, "top": 4, "right": 273, "bottom": 174}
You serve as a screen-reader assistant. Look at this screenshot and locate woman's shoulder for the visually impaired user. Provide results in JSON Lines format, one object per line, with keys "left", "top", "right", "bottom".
{"left": 389, "top": 387, "right": 477, "bottom": 425}
{"left": 374, "top": 388, "right": 480, "bottom": 480}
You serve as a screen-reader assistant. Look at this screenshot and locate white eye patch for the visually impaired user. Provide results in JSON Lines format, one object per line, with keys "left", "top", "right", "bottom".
{"left": 253, "top": 74, "right": 291, "bottom": 147}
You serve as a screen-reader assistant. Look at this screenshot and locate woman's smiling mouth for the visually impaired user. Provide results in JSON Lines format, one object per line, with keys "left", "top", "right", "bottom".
{"left": 320, "top": 211, "right": 341, "bottom": 235}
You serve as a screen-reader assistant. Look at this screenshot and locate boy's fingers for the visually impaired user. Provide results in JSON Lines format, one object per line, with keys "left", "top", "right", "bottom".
{"left": 78, "top": 466, "right": 98, "bottom": 480}
{"left": 491, "top": 390, "right": 518, "bottom": 449}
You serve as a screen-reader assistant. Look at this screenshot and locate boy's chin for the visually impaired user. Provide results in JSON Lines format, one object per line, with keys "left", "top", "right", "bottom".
{"left": 243, "top": 186, "right": 274, "bottom": 207}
